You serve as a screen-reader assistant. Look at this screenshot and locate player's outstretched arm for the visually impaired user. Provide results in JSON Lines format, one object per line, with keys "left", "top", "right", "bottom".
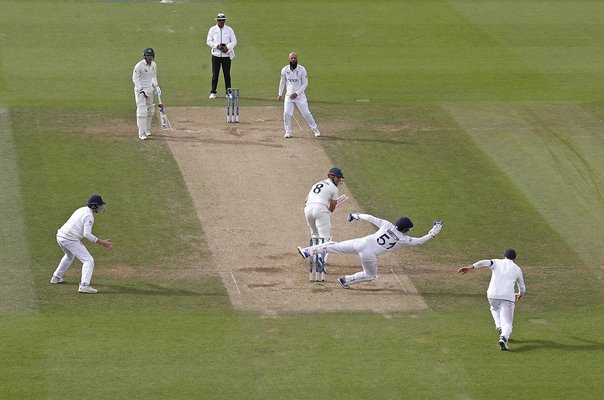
{"left": 458, "top": 266, "right": 473, "bottom": 275}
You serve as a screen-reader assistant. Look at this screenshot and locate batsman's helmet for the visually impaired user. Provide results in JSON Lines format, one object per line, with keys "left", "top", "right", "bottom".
{"left": 504, "top": 248, "right": 517, "bottom": 260}
{"left": 87, "top": 194, "right": 106, "bottom": 208}
{"left": 327, "top": 167, "right": 344, "bottom": 179}
{"left": 143, "top": 48, "right": 155, "bottom": 57}
{"left": 395, "top": 217, "right": 413, "bottom": 233}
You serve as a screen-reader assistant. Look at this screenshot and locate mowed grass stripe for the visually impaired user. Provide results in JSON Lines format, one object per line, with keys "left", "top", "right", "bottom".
{"left": 446, "top": 104, "right": 604, "bottom": 265}
{"left": 0, "top": 107, "right": 37, "bottom": 312}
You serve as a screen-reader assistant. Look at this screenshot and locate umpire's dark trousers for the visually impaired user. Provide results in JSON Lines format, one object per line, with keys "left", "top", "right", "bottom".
{"left": 211, "top": 55, "right": 232, "bottom": 95}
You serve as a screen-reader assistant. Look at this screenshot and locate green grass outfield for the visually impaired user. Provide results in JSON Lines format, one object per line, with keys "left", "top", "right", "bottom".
{"left": 1, "top": 1, "right": 603, "bottom": 399}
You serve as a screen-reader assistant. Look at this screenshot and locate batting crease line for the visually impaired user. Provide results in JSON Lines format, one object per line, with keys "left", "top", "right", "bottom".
{"left": 391, "top": 269, "right": 407, "bottom": 293}
{"left": 230, "top": 271, "right": 242, "bottom": 296}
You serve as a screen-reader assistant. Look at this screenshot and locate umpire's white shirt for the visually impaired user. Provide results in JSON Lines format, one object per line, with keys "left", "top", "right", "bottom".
{"left": 207, "top": 25, "right": 237, "bottom": 58}
{"left": 279, "top": 65, "right": 309, "bottom": 99}
{"left": 132, "top": 60, "right": 158, "bottom": 92}
{"left": 57, "top": 206, "right": 98, "bottom": 243}
{"left": 474, "top": 258, "right": 526, "bottom": 302}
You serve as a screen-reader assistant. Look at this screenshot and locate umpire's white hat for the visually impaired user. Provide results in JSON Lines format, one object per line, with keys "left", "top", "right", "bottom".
{"left": 216, "top": 13, "right": 227, "bottom": 20}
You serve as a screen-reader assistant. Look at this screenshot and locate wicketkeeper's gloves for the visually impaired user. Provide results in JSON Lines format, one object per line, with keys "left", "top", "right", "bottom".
{"left": 347, "top": 213, "right": 360, "bottom": 222}
{"left": 429, "top": 221, "right": 444, "bottom": 237}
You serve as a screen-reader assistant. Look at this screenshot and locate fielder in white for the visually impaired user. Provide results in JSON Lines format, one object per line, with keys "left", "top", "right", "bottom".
{"left": 458, "top": 248, "right": 526, "bottom": 351}
{"left": 277, "top": 52, "right": 321, "bottom": 138}
{"left": 298, "top": 213, "right": 443, "bottom": 288}
{"left": 50, "top": 195, "right": 113, "bottom": 294}
{"left": 132, "top": 47, "right": 162, "bottom": 140}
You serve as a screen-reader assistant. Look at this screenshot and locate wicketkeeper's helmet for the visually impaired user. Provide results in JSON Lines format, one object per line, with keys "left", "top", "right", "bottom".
{"left": 87, "top": 194, "right": 106, "bottom": 208}
{"left": 395, "top": 217, "right": 413, "bottom": 233}
{"left": 143, "top": 48, "right": 155, "bottom": 57}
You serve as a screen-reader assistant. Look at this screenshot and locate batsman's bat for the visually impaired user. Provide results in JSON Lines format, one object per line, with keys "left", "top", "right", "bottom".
{"left": 336, "top": 194, "right": 349, "bottom": 208}
{"left": 156, "top": 95, "right": 173, "bottom": 131}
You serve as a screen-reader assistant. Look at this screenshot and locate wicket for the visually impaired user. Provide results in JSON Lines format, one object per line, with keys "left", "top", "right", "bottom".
{"left": 226, "top": 88, "right": 240, "bottom": 123}
{"left": 309, "top": 237, "right": 325, "bottom": 282}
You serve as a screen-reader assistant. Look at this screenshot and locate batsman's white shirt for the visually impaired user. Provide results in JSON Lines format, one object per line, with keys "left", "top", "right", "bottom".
{"left": 473, "top": 258, "right": 526, "bottom": 302}
{"left": 279, "top": 65, "right": 309, "bottom": 99}
{"left": 305, "top": 179, "right": 339, "bottom": 208}
{"left": 132, "top": 60, "right": 158, "bottom": 93}
{"left": 57, "top": 206, "right": 98, "bottom": 243}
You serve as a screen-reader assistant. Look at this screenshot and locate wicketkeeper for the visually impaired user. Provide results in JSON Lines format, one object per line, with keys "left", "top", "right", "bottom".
{"left": 298, "top": 213, "right": 443, "bottom": 288}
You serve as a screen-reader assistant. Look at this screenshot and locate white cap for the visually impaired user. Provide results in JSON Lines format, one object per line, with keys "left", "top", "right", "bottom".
{"left": 216, "top": 13, "right": 226, "bottom": 20}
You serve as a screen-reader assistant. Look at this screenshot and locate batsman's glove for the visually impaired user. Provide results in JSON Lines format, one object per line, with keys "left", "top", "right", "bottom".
{"left": 155, "top": 86, "right": 162, "bottom": 97}
{"left": 429, "top": 221, "right": 443, "bottom": 237}
{"left": 139, "top": 89, "right": 149, "bottom": 98}
{"left": 347, "top": 213, "right": 360, "bottom": 223}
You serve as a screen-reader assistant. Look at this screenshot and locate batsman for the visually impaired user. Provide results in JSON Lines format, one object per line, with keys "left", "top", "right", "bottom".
{"left": 132, "top": 48, "right": 162, "bottom": 140}
{"left": 303, "top": 167, "right": 347, "bottom": 278}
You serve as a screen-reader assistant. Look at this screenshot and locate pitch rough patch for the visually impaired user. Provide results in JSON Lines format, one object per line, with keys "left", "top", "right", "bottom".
{"left": 162, "top": 106, "right": 428, "bottom": 314}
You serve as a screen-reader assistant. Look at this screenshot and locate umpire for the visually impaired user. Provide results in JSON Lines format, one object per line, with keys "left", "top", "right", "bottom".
{"left": 206, "top": 13, "right": 237, "bottom": 99}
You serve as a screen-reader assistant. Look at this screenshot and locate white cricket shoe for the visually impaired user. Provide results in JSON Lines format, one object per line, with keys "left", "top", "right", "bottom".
{"left": 145, "top": 131, "right": 151, "bottom": 137}
{"left": 312, "top": 129, "right": 321, "bottom": 137}
{"left": 139, "top": 133, "right": 148, "bottom": 140}
{"left": 50, "top": 276, "right": 64, "bottom": 284}
{"left": 78, "top": 284, "right": 98, "bottom": 294}
{"left": 284, "top": 133, "right": 292, "bottom": 138}
{"left": 209, "top": 93, "right": 217, "bottom": 99}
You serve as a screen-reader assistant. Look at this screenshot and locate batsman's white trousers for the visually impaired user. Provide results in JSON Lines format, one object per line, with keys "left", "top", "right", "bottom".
{"left": 307, "top": 237, "right": 378, "bottom": 285}
{"left": 53, "top": 236, "right": 95, "bottom": 285}
{"left": 304, "top": 204, "right": 332, "bottom": 240}
{"left": 134, "top": 88, "right": 155, "bottom": 135}
{"left": 488, "top": 298, "right": 516, "bottom": 339}
{"left": 283, "top": 95, "right": 318, "bottom": 135}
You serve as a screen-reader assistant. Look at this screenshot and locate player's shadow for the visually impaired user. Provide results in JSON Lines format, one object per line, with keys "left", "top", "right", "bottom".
{"left": 98, "top": 283, "right": 216, "bottom": 297}
{"left": 511, "top": 337, "right": 604, "bottom": 353}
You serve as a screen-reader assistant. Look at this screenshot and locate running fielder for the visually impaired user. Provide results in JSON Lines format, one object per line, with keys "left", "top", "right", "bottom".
{"left": 458, "top": 248, "right": 526, "bottom": 351}
{"left": 298, "top": 213, "right": 443, "bottom": 288}
{"left": 50, "top": 195, "right": 113, "bottom": 294}
{"left": 132, "top": 47, "right": 162, "bottom": 140}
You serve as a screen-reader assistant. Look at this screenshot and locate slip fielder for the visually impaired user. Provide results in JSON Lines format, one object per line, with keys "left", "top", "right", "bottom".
{"left": 50, "top": 195, "right": 113, "bottom": 294}
{"left": 458, "top": 248, "right": 526, "bottom": 351}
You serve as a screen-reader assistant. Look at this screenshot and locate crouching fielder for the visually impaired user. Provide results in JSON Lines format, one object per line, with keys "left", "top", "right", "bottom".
{"left": 298, "top": 213, "right": 443, "bottom": 288}
{"left": 50, "top": 195, "right": 113, "bottom": 294}
{"left": 132, "top": 47, "right": 162, "bottom": 140}
{"left": 458, "top": 248, "right": 526, "bottom": 351}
